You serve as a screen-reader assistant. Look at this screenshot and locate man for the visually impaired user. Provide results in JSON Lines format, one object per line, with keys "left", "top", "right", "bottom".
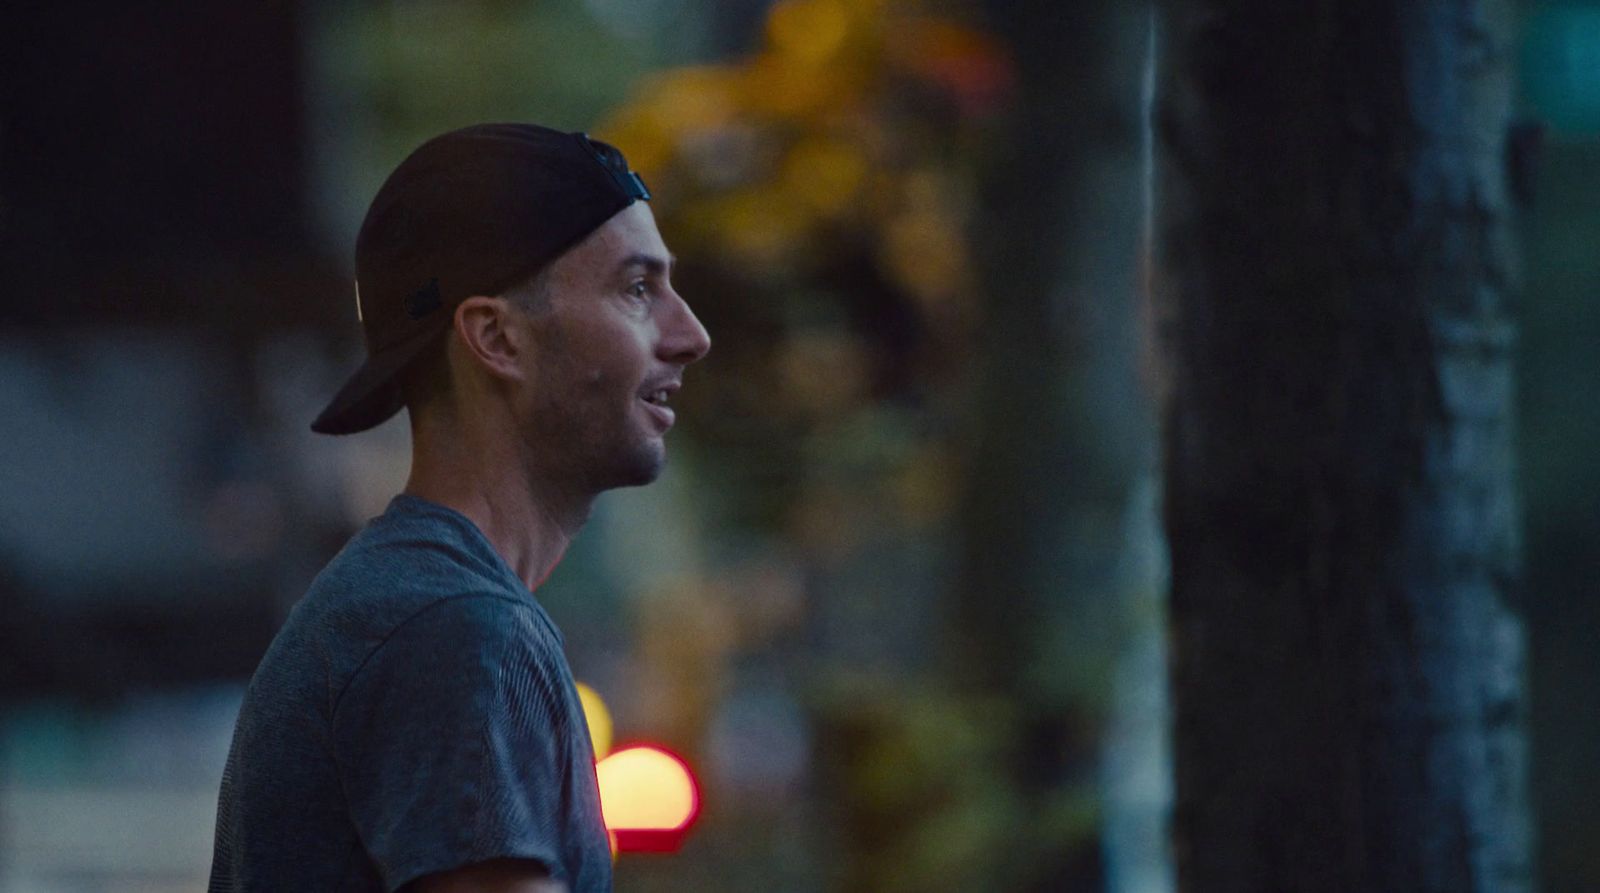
{"left": 208, "top": 123, "right": 710, "bottom": 893}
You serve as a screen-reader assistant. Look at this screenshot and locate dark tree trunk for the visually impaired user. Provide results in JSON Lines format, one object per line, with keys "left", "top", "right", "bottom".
{"left": 953, "top": 1, "right": 1151, "bottom": 889}
{"left": 1156, "top": 2, "right": 1532, "bottom": 892}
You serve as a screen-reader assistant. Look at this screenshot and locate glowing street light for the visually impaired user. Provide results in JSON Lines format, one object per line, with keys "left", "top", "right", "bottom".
{"left": 576, "top": 682, "right": 702, "bottom": 854}
{"left": 574, "top": 681, "right": 613, "bottom": 758}
{"left": 595, "top": 745, "right": 701, "bottom": 853}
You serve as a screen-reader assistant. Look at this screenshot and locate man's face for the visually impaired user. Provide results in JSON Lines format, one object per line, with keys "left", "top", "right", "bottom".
{"left": 512, "top": 201, "right": 711, "bottom": 492}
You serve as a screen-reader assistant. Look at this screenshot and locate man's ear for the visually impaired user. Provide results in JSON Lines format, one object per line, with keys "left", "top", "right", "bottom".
{"left": 452, "top": 295, "right": 527, "bottom": 382}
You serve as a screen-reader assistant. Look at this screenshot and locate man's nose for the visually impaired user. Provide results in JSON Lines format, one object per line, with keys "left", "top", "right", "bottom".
{"left": 660, "top": 291, "right": 711, "bottom": 365}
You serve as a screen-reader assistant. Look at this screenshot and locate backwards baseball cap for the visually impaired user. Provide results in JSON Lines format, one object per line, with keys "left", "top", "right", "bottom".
{"left": 311, "top": 122, "right": 652, "bottom": 435}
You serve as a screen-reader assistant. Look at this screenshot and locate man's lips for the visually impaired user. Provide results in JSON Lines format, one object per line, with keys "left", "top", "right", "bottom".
{"left": 640, "top": 379, "right": 680, "bottom": 431}
{"left": 642, "top": 400, "right": 676, "bottom": 430}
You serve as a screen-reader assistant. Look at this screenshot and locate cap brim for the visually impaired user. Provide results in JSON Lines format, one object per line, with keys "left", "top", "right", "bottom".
{"left": 311, "top": 324, "right": 448, "bottom": 435}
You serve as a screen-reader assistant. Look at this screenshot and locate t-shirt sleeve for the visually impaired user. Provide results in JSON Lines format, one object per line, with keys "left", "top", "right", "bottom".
{"left": 331, "top": 594, "right": 578, "bottom": 892}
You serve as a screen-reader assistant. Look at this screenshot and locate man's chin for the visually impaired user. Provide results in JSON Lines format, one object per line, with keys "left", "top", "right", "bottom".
{"left": 614, "top": 464, "right": 664, "bottom": 489}
{"left": 600, "top": 442, "right": 667, "bottom": 490}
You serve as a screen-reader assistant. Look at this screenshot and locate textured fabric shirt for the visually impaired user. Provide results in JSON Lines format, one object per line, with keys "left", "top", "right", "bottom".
{"left": 208, "top": 494, "right": 612, "bottom": 892}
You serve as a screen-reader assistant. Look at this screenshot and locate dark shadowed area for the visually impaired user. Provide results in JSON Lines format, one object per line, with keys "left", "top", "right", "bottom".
{"left": 0, "top": 1, "right": 1594, "bottom": 891}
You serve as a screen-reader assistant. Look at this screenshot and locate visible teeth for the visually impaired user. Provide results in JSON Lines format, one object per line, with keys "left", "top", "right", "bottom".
{"left": 645, "top": 390, "right": 669, "bottom": 405}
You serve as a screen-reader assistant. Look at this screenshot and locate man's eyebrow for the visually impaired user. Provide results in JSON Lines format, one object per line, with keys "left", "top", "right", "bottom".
{"left": 616, "top": 252, "right": 675, "bottom": 276}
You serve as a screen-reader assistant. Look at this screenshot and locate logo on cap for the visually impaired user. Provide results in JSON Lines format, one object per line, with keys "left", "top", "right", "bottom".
{"left": 406, "top": 278, "right": 443, "bottom": 319}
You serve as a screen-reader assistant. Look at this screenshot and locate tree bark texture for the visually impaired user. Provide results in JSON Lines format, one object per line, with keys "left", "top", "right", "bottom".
{"left": 1156, "top": 2, "right": 1532, "bottom": 892}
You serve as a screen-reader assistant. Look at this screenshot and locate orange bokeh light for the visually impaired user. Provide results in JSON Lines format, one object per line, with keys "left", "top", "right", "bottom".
{"left": 595, "top": 745, "right": 700, "bottom": 852}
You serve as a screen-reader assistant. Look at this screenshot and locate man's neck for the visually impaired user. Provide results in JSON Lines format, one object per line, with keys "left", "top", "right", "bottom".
{"left": 403, "top": 419, "right": 595, "bottom": 593}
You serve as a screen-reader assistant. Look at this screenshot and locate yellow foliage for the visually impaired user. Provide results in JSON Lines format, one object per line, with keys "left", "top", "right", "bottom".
{"left": 776, "top": 329, "right": 871, "bottom": 416}
{"left": 704, "top": 189, "right": 814, "bottom": 268}
{"left": 883, "top": 207, "right": 970, "bottom": 307}
{"left": 651, "top": 66, "right": 743, "bottom": 132}
{"left": 766, "top": 0, "right": 853, "bottom": 66}
{"left": 597, "top": 0, "right": 1002, "bottom": 554}
{"left": 601, "top": 66, "right": 744, "bottom": 178}
{"left": 597, "top": 0, "right": 1001, "bottom": 311}
{"left": 781, "top": 137, "right": 869, "bottom": 215}
{"left": 740, "top": 50, "right": 863, "bottom": 119}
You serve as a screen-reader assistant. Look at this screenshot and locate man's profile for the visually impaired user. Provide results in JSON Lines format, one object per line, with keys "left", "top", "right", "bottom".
{"left": 208, "top": 123, "right": 710, "bottom": 893}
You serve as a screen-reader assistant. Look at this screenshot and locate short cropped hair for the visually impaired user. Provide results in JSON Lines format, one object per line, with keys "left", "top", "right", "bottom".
{"left": 399, "top": 266, "right": 554, "bottom": 418}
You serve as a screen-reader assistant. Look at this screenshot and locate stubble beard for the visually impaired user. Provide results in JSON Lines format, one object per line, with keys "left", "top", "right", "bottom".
{"left": 596, "top": 417, "right": 666, "bottom": 490}
{"left": 534, "top": 397, "right": 666, "bottom": 497}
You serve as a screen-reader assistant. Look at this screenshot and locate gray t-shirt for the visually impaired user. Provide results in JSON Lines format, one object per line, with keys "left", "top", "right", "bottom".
{"left": 209, "top": 494, "right": 612, "bottom": 892}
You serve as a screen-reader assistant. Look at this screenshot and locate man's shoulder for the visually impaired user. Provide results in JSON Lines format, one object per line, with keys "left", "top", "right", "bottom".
{"left": 251, "top": 495, "right": 556, "bottom": 717}
{"left": 317, "top": 496, "right": 510, "bottom": 593}
{"left": 300, "top": 495, "right": 542, "bottom": 629}
{"left": 327, "top": 592, "right": 577, "bottom": 753}
{"left": 365, "top": 590, "right": 554, "bottom": 662}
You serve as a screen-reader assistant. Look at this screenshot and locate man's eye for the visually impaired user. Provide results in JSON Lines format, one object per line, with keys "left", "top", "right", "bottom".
{"left": 627, "top": 281, "right": 650, "bottom": 301}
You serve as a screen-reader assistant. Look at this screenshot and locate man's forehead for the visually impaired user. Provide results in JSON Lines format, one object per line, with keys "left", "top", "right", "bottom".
{"left": 596, "top": 202, "right": 667, "bottom": 252}
{"left": 617, "top": 250, "right": 677, "bottom": 275}
{"left": 562, "top": 201, "right": 670, "bottom": 272}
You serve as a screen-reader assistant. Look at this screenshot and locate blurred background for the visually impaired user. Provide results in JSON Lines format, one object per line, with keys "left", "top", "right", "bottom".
{"left": 0, "top": 1, "right": 1593, "bottom": 891}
